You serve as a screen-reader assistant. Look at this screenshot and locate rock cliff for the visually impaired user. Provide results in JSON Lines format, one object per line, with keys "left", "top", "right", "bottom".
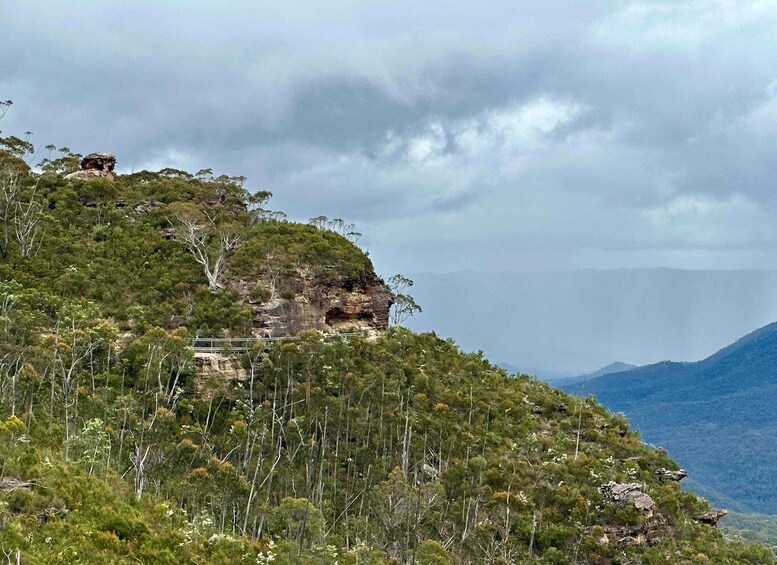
{"left": 233, "top": 269, "right": 392, "bottom": 337}
{"left": 65, "top": 153, "right": 394, "bottom": 339}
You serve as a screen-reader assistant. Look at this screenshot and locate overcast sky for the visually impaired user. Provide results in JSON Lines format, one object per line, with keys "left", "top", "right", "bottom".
{"left": 3, "top": 1, "right": 777, "bottom": 276}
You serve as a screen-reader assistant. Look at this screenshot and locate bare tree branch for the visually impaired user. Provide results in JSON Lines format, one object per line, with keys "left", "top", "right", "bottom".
{"left": 169, "top": 205, "right": 243, "bottom": 290}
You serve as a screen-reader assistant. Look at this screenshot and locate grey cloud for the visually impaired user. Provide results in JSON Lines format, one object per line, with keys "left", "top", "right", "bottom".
{"left": 3, "top": 1, "right": 777, "bottom": 274}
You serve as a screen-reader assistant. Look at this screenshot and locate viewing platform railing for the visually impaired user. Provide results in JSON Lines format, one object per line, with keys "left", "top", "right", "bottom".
{"left": 192, "top": 332, "right": 366, "bottom": 353}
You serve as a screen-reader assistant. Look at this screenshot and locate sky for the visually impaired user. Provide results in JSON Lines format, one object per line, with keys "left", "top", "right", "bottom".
{"left": 3, "top": 1, "right": 777, "bottom": 277}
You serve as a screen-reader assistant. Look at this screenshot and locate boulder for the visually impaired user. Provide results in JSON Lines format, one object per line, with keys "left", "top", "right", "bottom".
{"left": 695, "top": 509, "right": 727, "bottom": 526}
{"left": 599, "top": 481, "right": 655, "bottom": 515}
{"left": 65, "top": 151, "right": 117, "bottom": 181}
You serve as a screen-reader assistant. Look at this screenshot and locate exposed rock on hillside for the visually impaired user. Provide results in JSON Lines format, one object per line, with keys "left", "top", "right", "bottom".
{"left": 235, "top": 270, "right": 392, "bottom": 337}
{"left": 65, "top": 151, "right": 116, "bottom": 181}
{"left": 602, "top": 514, "right": 668, "bottom": 548}
{"left": 193, "top": 351, "right": 248, "bottom": 382}
{"left": 696, "top": 509, "right": 728, "bottom": 526}
{"left": 599, "top": 481, "right": 656, "bottom": 515}
{"left": 131, "top": 200, "right": 163, "bottom": 217}
{"left": 656, "top": 467, "right": 687, "bottom": 482}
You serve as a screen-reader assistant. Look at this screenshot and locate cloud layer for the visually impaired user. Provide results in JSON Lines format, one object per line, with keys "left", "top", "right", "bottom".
{"left": 3, "top": 0, "right": 777, "bottom": 274}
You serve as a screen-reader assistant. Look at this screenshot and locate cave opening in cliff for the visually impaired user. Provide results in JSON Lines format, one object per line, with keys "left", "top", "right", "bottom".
{"left": 325, "top": 307, "right": 352, "bottom": 325}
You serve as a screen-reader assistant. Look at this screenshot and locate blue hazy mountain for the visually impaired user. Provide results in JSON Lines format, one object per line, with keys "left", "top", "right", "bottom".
{"left": 551, "top": 361, "right": 640, "bottom": 386}
{"left": 563, "top": 322, "right": 777, "bottom": 513}
{"left": 581, "top": 361, "right": 638, "bottom": 379}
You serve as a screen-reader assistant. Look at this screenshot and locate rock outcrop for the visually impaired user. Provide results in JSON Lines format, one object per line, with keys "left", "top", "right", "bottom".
{"left": 194, "top": 351, "right": 248, "bottom": 380}
{"left": 131, "top": 200, "right": 163, "bottom": 217}
{"left": 599, "top": 482, "right": 655, "bottom": 515}
{"left": 655, "top": 467, "right": 687, "bottom": 482}
{"left": 601, "top": 514, "right": 668, "bottom": 548}
{"left": 235, "top": 270, "right": 393, "bottom": 338}
{"left": 695, "top": 509, "right": 727, "bottom": 526}
{"left": 597, "top": 482, "right": 669, "bottom": 548}
{"left": 65, "top": 152, "right": 116, "bottom": 181}
{"left": 320, "top": 271, "right": 392, "bottom": 332}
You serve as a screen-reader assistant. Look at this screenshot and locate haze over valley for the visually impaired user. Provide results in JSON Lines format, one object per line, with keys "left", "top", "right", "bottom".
{"left": 408, "top": 268, "right": 777, "bottom": 376}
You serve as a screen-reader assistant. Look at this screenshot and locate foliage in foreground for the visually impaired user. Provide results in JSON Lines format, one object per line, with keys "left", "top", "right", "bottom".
{"left": 0, "top": 322, "right": 773, "bottom": 563}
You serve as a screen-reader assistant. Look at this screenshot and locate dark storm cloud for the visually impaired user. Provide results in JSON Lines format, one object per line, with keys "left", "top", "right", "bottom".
{"left": 3, "top": 1, "right": 777, "bottom": 274}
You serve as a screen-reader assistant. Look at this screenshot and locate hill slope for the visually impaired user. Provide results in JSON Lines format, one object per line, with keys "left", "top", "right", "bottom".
{"left": 564, "top": 322, "right": 777, "bottom": 513}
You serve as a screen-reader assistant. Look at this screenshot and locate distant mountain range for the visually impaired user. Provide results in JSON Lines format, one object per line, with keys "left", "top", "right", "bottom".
{"left": 563, "top": 322, "right": 777, "bottom": 514}
{"left": 407, "top": 268, "right": 777, "bottom": 374}
{"left": 495, "top": 362, "right": 575, "bottom": 382}
{"left": 496, "top": 361, "right": 637, "bottom": 385}
{"left": 576, "top": 361, "right": 637, "bottom": 381}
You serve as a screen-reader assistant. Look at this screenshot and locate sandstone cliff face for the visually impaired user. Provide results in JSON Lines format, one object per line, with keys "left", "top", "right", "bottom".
{"left": 233, "top": 269, "right": 393, "bottom": 337}
{"left": 193, "top": 352, "right": 248, "bottom": 390}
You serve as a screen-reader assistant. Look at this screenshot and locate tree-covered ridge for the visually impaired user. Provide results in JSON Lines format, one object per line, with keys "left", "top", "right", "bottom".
{"left": 0, "top": 141, "right": 374, "bottom": 336}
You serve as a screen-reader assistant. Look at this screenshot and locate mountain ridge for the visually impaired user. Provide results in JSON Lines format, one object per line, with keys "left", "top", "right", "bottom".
{"left": 583, "top": 361, "right": 638, "bottom": 378}
{"left": 564, "top": 320, "right": 777, "bottom": 513}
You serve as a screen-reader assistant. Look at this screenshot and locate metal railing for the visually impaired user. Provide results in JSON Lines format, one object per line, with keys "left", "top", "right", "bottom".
{"left": 192, "top": 332, "right": 367, "bottom": 353}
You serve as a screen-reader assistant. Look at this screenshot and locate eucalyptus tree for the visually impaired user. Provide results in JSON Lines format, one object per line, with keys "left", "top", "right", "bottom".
{"left": 13, "top": 189, "right": 44, "bottom": 258}
{"left": 388, "top": 274, "right": 422, "bottom": 326}
{"left": 168, "top": 202, "right": 245, "bottom": 291}
{"left": 0, "top": 169, "right": 20, "bottom": 257}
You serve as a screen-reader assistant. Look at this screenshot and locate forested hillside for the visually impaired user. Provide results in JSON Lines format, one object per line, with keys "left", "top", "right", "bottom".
{"left": 564, "top": 322, "right": 777, "bottom": 515}
{"left": 0, "top": 135, "right": 771, "bottom": 563}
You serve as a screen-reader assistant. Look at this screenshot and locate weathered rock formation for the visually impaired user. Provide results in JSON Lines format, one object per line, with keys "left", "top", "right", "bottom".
{"left": 193, "top": 269, "right": 392, "bottom": 385}
{"left": 65, "top": 152, "right": 117, "bottom": 181}
{"left": 131, "top": 200, "right": 163, "bottom": 217}
{"left": 193, "top": 352, "right": 249, "bottom": 382}
{"left": 597, "top": 482, "right": 669, "bottom": 548}
{"left": 655, "top": 467, "right": 687, "bottom": 482}
{"left": 234, "top": 270, "right": 393, "bottom": 338}
{"left": 601, "top": 514, "right": 668, "bottom": 548}
{"left": 321, "top": 271, "right": 392, "bottom": 332}
{"left": 599, "top": 482, "right": 656, "bottom": 515}
{"left": 695, "top": 509, "right": 727, "bottom": 526}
